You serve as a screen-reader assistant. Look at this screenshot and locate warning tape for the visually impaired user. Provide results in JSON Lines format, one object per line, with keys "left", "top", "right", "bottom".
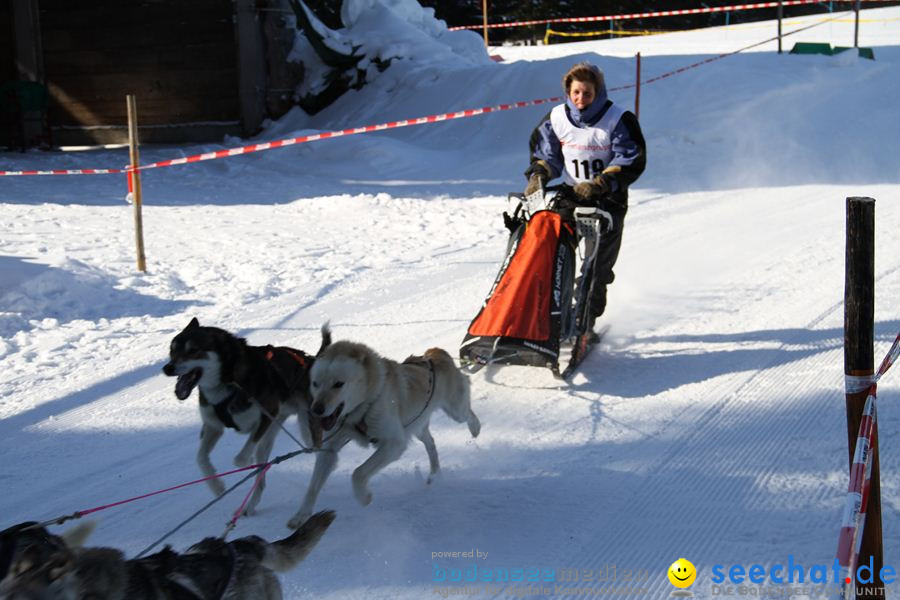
{"left": 836, "top": 392, "right": 876, "bottom": 598}
{"left": 0, "top": 168, "right": 125, "bottom": 176}
{"left": 835, "top": 330, "right": 900, "bottom": 597}
{"left": 876, "top": 331, "right": 900, "bottom": 379}
{"left": 0, "top": 97, "right": 564, "bottom": 177}
{"left": 545, "top": 28, "right": 666, "bottom": 42}
{"left": 134, "top": 97, "right": 563, "bottom": 170}
{"left": 608, "top": 11, "right": 849, "bottom": 91}
{"left": 545, "top": 14, "right": 900, "bottom": 43}
{"left": 449, "top": 0, "right": 891, "bottom": 31}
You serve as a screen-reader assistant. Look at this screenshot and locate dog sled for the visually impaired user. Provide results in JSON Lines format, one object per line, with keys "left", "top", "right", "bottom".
{"left": 459, "top": 187, "right": 611, "bottom": 379}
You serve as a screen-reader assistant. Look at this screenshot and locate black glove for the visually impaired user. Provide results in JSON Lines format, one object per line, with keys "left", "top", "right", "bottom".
{"left": 572, "top": 174, "right": 612, "bottom": 203}
{"left": 524, "top": 160, "right": 551, "bottom": 196}
{"left": 503, "top": 211, "right": 521, "bottom": 233}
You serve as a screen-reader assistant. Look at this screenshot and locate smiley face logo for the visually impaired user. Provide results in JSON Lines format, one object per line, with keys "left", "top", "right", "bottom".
{"left": 668, "top": 558, "right": 696, "bottom": 588}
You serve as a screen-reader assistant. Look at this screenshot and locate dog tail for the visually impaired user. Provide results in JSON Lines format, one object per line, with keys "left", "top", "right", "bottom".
{"left": 263, "top": 510, "right": 335, "bottom": 572}
{"left": 317, "top": 322, "right": 332, "bottom": 357}
{"left": 61, "top": 520, "right": 96, "bottom": 548}
{"left": 424, "top": 348, "right": 481, "bottom": 438}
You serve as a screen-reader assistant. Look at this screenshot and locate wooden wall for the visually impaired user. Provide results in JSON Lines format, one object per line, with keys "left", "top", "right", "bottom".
{"left": 0, "top": 2, "right": 14, "bottom": 149}
{"left": 0, "top": 3, "right": 13, "bottom": 84}
{"left": 39, "top": 0, "right": 243, "bottom": 144}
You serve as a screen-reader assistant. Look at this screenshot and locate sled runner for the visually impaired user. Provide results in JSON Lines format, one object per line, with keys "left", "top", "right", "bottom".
{"left": 459, "top": 187, "right": 611, "bottom": 379}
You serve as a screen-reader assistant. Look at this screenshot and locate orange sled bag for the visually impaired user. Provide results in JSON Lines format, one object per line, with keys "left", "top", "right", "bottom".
{"left": 460, "top": 209, "right": 577, "bottom": 372}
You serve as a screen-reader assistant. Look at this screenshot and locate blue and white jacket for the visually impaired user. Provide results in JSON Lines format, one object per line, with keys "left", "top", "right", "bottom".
{"left": 528, "top": 85, "right": 646, "bottom": 209}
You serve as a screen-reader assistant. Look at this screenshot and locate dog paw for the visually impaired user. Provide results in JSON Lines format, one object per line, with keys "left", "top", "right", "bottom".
{"left": 427, "top": 470, "right": 441, "bottom": 485}
{"left": 287, "top": 511, "right": 311, "bottom": 529}
{"left": 207, "top": 477, "right": 226, "bottom": 497}
{"left": 352, "top": 473, "right": 373, "bottom": 506}
{"left": 468, "top": 413, "right": 481, "bottom": 438}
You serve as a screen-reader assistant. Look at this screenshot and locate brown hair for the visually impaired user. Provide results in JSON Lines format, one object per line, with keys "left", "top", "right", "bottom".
{"left": 562, "top": 62, "right": 605, "bottom": 94}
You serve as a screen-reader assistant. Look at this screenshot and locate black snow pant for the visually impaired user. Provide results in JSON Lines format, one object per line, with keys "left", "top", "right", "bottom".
{"left": 586, "top": 207, "right": 626, "bottom": 322}
{"left": 554, "top": 184, "right": 627, "bottom": 329}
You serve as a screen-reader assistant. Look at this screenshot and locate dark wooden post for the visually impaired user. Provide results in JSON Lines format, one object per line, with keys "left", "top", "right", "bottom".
{"left": 854, "top": 0, "right": 861, "bottom": 48}
{"left": 234, "top": 0, "right": 267, "bottom": 136}
{"left": 482, "top": 0, "right": 489, "bottom": 48}
{"left": 11, "top": 0, "right": 44, "bottom": 82}
{"left": 844, "top": 196, "right": 882, "bottom": 597}
{"left": 127, "top": 95, "right": 147, "bottom": 273}
{"left": 634, "top": 52, "right": 641, "bottom": 119}
{"left": 777, "top": 1, "right": 783, "bottom": 54}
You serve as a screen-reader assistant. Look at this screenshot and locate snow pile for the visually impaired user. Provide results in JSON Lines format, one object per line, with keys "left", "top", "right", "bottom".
{"left": 288, "top": 0, "right": 489, "bottom": 100}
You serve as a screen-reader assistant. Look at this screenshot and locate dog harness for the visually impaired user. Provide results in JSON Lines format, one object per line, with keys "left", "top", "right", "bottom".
{"left": 266, "top": 346, "right": 308, "bottom": 368}
{"left": 214, "top": 347, "right": 312, "bottom": 433}
{"left": 207, "top": 387, "right": 249, "bottom": 431}
{"left": 353, "top": 358, "right": 435, "bottom": 445}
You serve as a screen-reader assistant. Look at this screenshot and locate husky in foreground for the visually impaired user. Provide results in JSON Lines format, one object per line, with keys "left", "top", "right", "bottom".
{"left": 287, "top": 339, "right": 481, "bottom": 528}
{"left": 0, "top": 511, "right": 335, "bottom": 600}
{"left": 162, "top": 318, "right": 330, "bottom": 514}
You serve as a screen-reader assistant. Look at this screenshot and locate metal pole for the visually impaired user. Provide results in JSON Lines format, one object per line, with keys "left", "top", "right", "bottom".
{"left": 127, "top": 95, "right": 147, "bottom": 273}
{"left": 482, "top": 0, "right": 489, "bottom": 48}
{"left": 854, "top": 0, "right": 861, "bottom": 48}
{"left": 777, "top": 1, "right": 783, "bottom": 54}
{"left": 845, "top": 196, "right": 883, "bottom": 598}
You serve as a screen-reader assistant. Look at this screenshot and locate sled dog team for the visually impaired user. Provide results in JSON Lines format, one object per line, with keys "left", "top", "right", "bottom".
{"left": 0, "top": 57, "right": 643, "bottom": 599}
{"left": 0, "top": 318, "right": 481, "bottom": 599}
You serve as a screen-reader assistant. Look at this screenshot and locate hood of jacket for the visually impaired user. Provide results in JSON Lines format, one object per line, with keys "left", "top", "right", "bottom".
{"left": 564, "top": 84, "right": 610, "bottom": 127}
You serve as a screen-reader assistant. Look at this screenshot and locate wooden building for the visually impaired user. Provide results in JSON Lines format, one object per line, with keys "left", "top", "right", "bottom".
{"left": 1, "top": 0, "right": 300, "bottom": 147}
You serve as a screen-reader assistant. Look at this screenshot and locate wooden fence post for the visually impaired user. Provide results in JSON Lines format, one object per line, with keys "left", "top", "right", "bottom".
{"left": 482, "top": 0, "right": 489, "bottom": 48}
{"left": 127, "top": 95, "right": 147, "bottom": 273}
{"left": 634, "top": 52, "right": 641, "bottom": 119}
{"left": 844, "top": 196, "right": 882, "bottom": 597}
{"left": 777, "top": 1, "right": 783, "bottom": 54}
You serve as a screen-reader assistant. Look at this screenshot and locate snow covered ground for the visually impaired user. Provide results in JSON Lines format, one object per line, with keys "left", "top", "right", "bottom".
{"left": 2, "top": 4, "right": 900, "bottom": 599}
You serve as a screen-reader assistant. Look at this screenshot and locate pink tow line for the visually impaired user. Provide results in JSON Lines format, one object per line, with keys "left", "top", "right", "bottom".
{"left": 225, "top": 464, "right": 273, "bottom": 534}
{"left": 57, "top": 462, "right": 269, "bottom": 522}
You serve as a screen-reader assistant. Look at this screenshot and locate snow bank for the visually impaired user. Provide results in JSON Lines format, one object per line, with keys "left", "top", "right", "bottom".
{"left": 288, "top": 0, "right": 488, "bottom": 101}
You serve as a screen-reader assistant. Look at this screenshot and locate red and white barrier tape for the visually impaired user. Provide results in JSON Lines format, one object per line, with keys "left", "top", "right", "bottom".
{"left": 609, "top": 10, "right": 848, "bottom": 91}
{"left": 136, "top": 96, "right": 564, "bottom": 171}
{"left": 0, "top": 98, "right": 561, "bottom": 177}
{"left": 448, "top": 0, "right": 890, "bottom": 31}
{"left": 835, "top": 330, "right": 900, "bottom": 597}
{"left": 836, "top": 393, "right": 876, "bottom": 598}
{"left": 0, "top": 168, "right": 125, "bottom": 177}
{"left": 876, "top": 331, "right": 900, "bottom": 378}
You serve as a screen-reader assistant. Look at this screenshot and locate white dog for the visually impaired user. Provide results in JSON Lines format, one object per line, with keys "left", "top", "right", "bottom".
{"left": 287, "top": 341, "right": 480, "bottom": 528}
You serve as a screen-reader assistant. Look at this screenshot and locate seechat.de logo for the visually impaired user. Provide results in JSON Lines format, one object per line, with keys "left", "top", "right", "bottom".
{"left": 710, "top": 556, "right": 896, "bottom": 590}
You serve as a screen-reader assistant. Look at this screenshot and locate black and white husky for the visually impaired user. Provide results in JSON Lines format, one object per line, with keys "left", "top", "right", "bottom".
{"left": 162, "top": 318, "right": 330, "bottom": 515}
{"left": 0, "top": 512, "right": 335, "bottom": 600}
